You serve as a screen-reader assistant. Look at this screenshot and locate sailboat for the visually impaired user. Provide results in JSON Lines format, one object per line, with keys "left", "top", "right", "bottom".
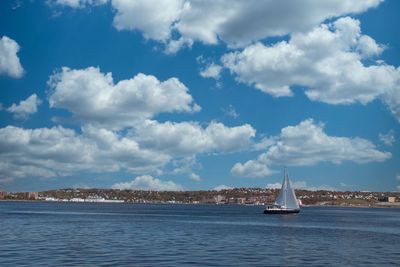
{"left": 264, "top": 169, "right": 300, "bottom": 214}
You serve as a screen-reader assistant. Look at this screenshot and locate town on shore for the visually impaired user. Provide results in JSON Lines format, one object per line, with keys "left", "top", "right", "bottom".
{"left": 1, "top": 187, "right": 399, "bottom": 208}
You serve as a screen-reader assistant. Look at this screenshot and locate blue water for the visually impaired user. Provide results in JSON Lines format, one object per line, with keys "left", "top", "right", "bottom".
{"left": 1, "top": 202, "right": 400, "bottom": 266}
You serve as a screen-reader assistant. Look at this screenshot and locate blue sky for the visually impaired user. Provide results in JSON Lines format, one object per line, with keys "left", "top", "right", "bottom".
{"left": 0, "top": 0, "right": 399, "bottom": 192}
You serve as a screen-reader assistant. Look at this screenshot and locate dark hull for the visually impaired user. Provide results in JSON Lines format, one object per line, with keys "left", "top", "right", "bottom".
{"left": 264, "top": 209, "right": 300, "bottom": 214}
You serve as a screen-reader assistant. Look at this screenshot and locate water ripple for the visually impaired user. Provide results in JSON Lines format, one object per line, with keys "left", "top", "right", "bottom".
{"left": 1, "top": 202, "right": 400, "bottom": 266}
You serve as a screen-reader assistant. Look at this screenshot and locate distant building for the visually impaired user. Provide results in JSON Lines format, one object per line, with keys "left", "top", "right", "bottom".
{"left": 378, "top": 196, "right": 388, "bottom": 202}
{"left": 388, "top": 196, "right": 396, "bottom": 203}
{"left": 26, "top": 192, "right": 38, "bottom": 200}
{"left": 214, "top": 195, "right": 225, "bottom": 203}
{"left": 0, "top": 189, "right": 7, "bottom": 199}
{"left": 227, "top": 197, "right": 246, "bottom": 205}
{"left": 236, "top": 197, "right": 246, "bottom": 205}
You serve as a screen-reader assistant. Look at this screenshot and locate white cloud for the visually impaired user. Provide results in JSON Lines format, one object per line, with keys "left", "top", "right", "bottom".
{"left": 0, "top": 119, "right": 256, "bottom": 182}
{"left": 263, "top": 119, "right": 391, "bottom": 166}
{"left": 189, "top": 172, "right": 200, "bottom": 181}
{"left": 293, "top": 181, "right": 336, "bottom": 191}
{"left": 82, "top": 125, "right": 171, "bottom": 174}
{"left": 111, "top": 175, "right": 183, "bottom": 191}
{"left": 50, "top": 0, "right": 108, "bottom": 8}
{"left": 396, "top": 174, "right": 400, "bottom": 181}
{"left": 382, "top": 87, "right": 400, "bottom": 124}
{"left": 164, "top": 37, "right": 193, "bottom": 54}
{"left": 340, "top": 182, "right": 356, "bottom": 189}
{"left": 267, "top": 180, "right": 335, "bottom": 191}
{"left": 231, "top": 160, "right": 276, "bottom": 178}
{"left": 222, "top": 17, "right": 400, "bottom": 122}
{"left": 252, "top": 137, "right": 275, "bottom": 151}
{"left": 0, "top": 36, "right": 24, "bottom": 78}
{"left": 291, "top": 181, "right": 307, "bottom": 189}
{"left": 214, "top": 184, "right": 232, "bottom": 191}
{"left": 112, "top": 0, "right": 183, "bottom": 42}
{"left": 48, "top": 67, "right": 200, "bottom": 129}
{"left": 171, "top": 156, "right": 197, "bottom": 174}
{"left": 170, "top": 156, "right": 201, "bottom": 181}
{"left": 0, "top": 126, "right": 93, "bottom": 180}
{"left": 222, "top": 104, "right": 239, "bottom": 119}
{"left": 134, "top": 120, "right": 255, "bottom": 156}
{"left": 397, "top": 185, "right": 400, "bottom": 192}
{"left": 379, "top": 130, "right": 395, "bottom": 146}
{"left": 200, "top": 63, "right": 222, "bottom": 80}
{"left": 232, "top": 119, "right": 391, "bottom": 177}
{"left": 0, "top": 62, "right": 257, "bottom": 182}
{"left": 180, "top": 0, "right": 381, "bottom": 47}
{"left": 71, "top": 183, "right": 90, "bottom": 189}
{"left": 0, "top": 125, "right": 170, "bottom": 182}
{"left": 266, "top": 182, "right": 281, "bottom": 189}
{"left": 108, "top": 0, "right": 381, "bottom": 51}
{"left": 7, "top": 94, "right": 42, "bottom": 119}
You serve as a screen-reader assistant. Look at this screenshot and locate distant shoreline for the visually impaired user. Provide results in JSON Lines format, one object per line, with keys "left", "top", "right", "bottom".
{"left": 1, "top": 199, "right": 400, "bottom": 208}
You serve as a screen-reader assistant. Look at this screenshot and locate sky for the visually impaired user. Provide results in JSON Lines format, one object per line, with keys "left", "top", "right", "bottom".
{"left": 0, "top": 0, "right": 399, "bottom": 192}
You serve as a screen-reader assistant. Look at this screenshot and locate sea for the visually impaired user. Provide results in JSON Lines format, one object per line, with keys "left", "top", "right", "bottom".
{"left": 1, "top": 202, "right": 400, "bottom": 266}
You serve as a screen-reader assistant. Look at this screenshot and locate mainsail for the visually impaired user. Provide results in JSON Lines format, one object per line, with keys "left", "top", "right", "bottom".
{"left": 274, "top": 169, "right": 299, "bottom": 210}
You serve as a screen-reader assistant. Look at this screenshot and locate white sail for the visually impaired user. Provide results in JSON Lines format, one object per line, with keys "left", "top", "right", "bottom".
{"left": 274, "top": 173, "right": 286, "bottom": 207}
{"left": 274, "top": 169, "right": 299, "bottom": 210}
{"left": 285, "top": 172, "right": 299, "bottom": 209}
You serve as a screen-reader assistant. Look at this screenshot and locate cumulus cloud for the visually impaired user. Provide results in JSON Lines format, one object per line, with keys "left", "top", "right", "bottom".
{"left": 0, "top": 36, "right": 24, "bottom": 78}
{"left": 0, "top": 64, "right": 258, "bottom": 182}
{"left": 267, "top": 180, "right": 335, "bottom": 191}
{"left": 109, "top": 0, "right": 381, "bottom": 51}
{"left": 134, "top": 120, "right": 255, "bottom": 156}
{"left": 263, "top": 119, "right": 391, "bottom": 165}
{"left": 214, "top": 184, "right": 233, "bottom": 191}
{"left": 293, "top": 181, "right": 336, "bottom": 191}
{"left": 382, "top": 88, "right": 400, "bottom": 124}
{"left": 200, "top": 63, "right": 222, "bottom": 80}
{"left": 48, "top": 67, "right": 200, "bottom": 129}
{"left": 170, "top": 156, "right": 197, "bottom": 173}
{"left": 164, "top": 37, "right": 193, "bottom": 55}
{"left": 0, "top": 126, "right": 93, "bottom": 180}
{"left": 111, "top": 175, "right": 183, "bottom": 191}
{"left": 7, "top": 94, "right": 42, "bottom": 119}
{"left": 252, "top": 137, "right": 276, "bottom": 151}
{"left": 266, "top": 182, "right": 282, "bottom": 189}
{"left": 222, "top": 17, "right": 400, "bottom": 122}
{"left": 231, "top": 160, "right": 276, "bottom": 178}
{"left": 232, "top": 119, "right": 391, "bottom": 177}
{"left": 189, "top": 172, "right": 200, "bottom": 181}
{"left": 170, "top": 156, "right": 201, "bottom": 181}
{"left": 0, "top": 125, "right": 170, "bottom": 182}
{"left": 0, "top": 120, "right": 256, "bottom": 182}
{"left": 379, "top": 130, "right": 395, "bottom": 146}
{"left": 112, "top": 0, "right": 183, "bottom": 42}
{"left": 182, "top": 0, "right": 381, "bottom": 47}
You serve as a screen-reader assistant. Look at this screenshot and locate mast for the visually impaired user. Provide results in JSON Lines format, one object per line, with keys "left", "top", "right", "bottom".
{"left": 284, "top": 168, "right": 287, "bottom": 208}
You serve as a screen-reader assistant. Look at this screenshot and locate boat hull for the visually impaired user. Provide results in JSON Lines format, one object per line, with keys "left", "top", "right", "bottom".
{"left": 264, "top": 209, "right": 300, "bottom": 214}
